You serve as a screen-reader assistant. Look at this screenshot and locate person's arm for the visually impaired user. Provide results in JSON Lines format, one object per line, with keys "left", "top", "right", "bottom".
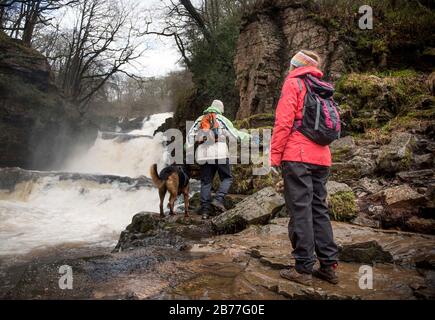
{"left": 186, "top": 117, "right": 202, "bottom": 148}
{"left": 270, "top": 77, "right": 300, "bottom": 167}
{"left": 218, "top": 116, "right": 251, "bottom": 142}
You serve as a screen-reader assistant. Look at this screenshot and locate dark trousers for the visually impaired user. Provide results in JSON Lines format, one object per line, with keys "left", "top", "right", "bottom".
{"left": 200, "top": 160, "right": 233, "bottom": 210}
{"left": 282, "top": 161, "right": 339, "bottom": 274}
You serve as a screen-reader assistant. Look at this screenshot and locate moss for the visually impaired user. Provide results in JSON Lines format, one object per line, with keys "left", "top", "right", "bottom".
{"left": 331, "top": 148, "right": 352, "bottom": 163}
{"left": 234, "top": 113, "right": 275, "bottom": 130}
{"left": 252, "top": 173, "right": 275, "bottom": 193}
{"left": 381, "top": 103, "right": 435, "bottom": 133}
{"left": 328, "top": 191, "right": 357, "bottom": 222}
{"left": 216, "top": 164, "right": 253, "bottom": 195}
{"left": 375, "top": 69, "right": 418, "bottom": 78}
{"left": 213, "top": 214, "right": 247, "bottom": 235}
{"left": 399, "top": 148, "right": 413, "bottom": 171}
{"left": 335, "top": 70, "right": 430, "bottom": 133}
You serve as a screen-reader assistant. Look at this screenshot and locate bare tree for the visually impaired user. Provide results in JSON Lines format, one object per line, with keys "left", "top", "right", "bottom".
{"left": 33, "top": 0, "right": 149, "bottom": 115}
{"left": 0, "top": 0, "right": 78, "bottom": 46}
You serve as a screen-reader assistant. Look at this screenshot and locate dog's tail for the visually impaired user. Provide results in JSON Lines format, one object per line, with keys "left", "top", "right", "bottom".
{"left": 150, "top": 164, "right": 164, "bottom": 188}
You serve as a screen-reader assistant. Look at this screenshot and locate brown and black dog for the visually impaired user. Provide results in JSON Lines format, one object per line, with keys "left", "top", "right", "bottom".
{"left": 150, "top": 164, "right": 190, "bottom": 218}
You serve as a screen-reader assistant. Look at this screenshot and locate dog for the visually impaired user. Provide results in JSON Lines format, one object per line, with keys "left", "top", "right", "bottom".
{"left": 150, "top": 164, "right": 190, "bottom": 218}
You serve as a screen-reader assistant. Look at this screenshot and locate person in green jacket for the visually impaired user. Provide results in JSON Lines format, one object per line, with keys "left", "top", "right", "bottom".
{"left": 187, "top": 100, "right": 250, "bottom": 219}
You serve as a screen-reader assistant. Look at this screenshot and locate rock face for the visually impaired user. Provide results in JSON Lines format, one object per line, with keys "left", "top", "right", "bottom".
{"left": 234, "top": 0, "right": 349, "bottom": 119}
{"left": 377, "top": 132, "right": 416, "bottom": 174}
{"left": 211, "top": 187, "right": 285, "bottom": 234}
{"left": 366, "top": 184, "right": 434, "bottom": 234}
{"left": 0, "top": 32, "right": 97, "bottom": 170}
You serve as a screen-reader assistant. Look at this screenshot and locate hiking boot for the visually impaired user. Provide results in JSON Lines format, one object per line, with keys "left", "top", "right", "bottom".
{"left": 313, "top": 264, "right": 339, "bottom": 285}
{"left": 211, "top": 199, "right": 226, "bottom": 213}
{"left": 198, "top": 207, "right": 211, "bottom": 220}
{"left": 280, "top": 268, "right": 312, "bottom": 286}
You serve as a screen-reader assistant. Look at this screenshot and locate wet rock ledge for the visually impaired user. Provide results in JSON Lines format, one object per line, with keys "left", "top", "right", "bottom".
{"left": 113, "top": 187, "right": 435, "bottom": 300}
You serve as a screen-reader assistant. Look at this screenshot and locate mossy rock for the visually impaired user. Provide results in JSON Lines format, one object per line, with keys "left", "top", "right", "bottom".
{"left": 212, "top": 214, "right": 248, "bottom": 234}
{"left": 330, "top": 136, "right": 356, "bottom": 162}
{"left": 376, "top": 132, "right": 416, "bottom": 174}
{"left": 212, "top": 164, "right": 254, "bottom": 195}
{"left": 126, "top": 212, "right": 159, "bottom": 234}
{"left": 252, "top": 172, "right": 275, "bottom": 193}
{"left": 335, "top": 71, "right": 429, "bottom": 132}
{"left": 328, "top": 191, "right": 357, "bottom": 222}
{"left": 234, "top": 113, "right": 275, "bottom": 130}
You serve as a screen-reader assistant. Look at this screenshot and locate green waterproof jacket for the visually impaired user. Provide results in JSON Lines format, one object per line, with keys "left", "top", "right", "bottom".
{"left": 186, "top": 106, "right": 251, "bottom": 149}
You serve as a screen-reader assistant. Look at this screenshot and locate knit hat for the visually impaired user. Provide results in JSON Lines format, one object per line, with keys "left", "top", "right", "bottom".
{"left": 290, "top": 51, "right": 319, "bottom": 69}
{"left": 211, "top": 100, "right": 224, "bottom": 113}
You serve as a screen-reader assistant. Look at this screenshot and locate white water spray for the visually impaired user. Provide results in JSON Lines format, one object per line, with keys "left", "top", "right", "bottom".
{"left": 0, "top": 113, "right": 173, "bottom": 256}
{"left": 63, "top": 112, "right": 172, "bottom": 177}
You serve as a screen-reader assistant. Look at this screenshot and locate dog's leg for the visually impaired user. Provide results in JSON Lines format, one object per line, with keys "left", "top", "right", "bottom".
{"left": 159, "top": 186, "right": 166, "bottom": 218}
{"left": 168, "top": 191, "right": 177, "bottom": 216}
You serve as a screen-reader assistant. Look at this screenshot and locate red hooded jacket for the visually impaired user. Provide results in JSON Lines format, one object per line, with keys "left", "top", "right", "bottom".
{"left": 270, "top": 66, "right": 332, "bottom": 167}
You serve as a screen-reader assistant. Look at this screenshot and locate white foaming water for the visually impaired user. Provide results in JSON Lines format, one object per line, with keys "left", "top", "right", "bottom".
{"left": 0, "top": 113, "right": 173, "bottom": 256}
{"left": 63, "top": 112, "right": 173, "bottom": 177}
{"left": 0, "top": 178, "right": 160, "bottom": 255}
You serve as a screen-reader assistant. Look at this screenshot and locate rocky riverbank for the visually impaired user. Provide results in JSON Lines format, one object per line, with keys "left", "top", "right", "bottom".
{"left": 3, "top": 184, "right": 433, "bottom": 300}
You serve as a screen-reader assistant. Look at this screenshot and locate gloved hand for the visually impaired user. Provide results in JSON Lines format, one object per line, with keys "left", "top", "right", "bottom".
{"left": 270, "top": 166, "right": 281, "bottom": 176}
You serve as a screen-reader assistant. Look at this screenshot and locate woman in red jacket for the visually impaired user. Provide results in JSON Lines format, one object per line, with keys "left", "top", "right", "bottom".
{"left": 271, "top": 50, "right": 339, "bottom": 286}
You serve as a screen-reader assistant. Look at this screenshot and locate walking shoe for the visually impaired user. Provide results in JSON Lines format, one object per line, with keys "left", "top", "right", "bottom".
{"left": 198, "top": 207, "right": 211, "bottom": 220}
{"left": 211, "top": 199, "right": 227, "bottom": 213}
{"left": 280, "top": 268, "right": 312, "bottom": 286}
{"left": 313, "top": 264, "right": 339, "bottom": 285}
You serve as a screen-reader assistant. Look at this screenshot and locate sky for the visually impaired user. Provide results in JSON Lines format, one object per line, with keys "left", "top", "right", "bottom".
{"left": 56, "top": 0, "right": 183, "bottom": 78}
{"left": 124, "top": 0, "right": 183, "bottom": 77}
{"left": 128, "top": 33, "right": 182, "bottom": 78}
{"left": 128, "top": 0, "right": 183, "bottom": 77}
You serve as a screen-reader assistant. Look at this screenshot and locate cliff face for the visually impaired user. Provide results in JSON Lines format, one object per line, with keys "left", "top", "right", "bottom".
{"left": 0, "top": 32, "right": 96, "bottom": 170}
{"left": 234, "top": 1, "right": 349, "bottom": 119}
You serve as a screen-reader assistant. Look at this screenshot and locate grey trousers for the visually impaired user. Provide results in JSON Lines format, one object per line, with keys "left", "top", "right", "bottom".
{"left": 282, "top": 161, "right": 339, "bottom": 274}
{"left": 200, "top": 160, "right": 233, "bottom": 210}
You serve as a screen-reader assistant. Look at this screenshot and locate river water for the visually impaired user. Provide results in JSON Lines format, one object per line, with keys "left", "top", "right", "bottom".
{"left": 0, "top": 113, "right": 172, "bottom": 257}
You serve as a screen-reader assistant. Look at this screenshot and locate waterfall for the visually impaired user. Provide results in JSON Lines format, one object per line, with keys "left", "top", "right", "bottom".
{"left": 0, "top": 113, "right": 174, "bottom": 256}
{"left": 62, "top": 112, "right": 173, "bottom": 178}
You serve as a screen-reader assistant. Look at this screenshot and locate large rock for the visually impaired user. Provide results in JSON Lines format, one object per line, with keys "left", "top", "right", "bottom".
{"left": 330, "top": 136, "right": 356, "bottom": 161}
{"left": 376, "top": 133, "right": 416, "bottom": 174}
{"left": 211, "top": 187, "right": 285, "bottom": 234}
{"left": 378, "top": 185, "right": 425, "bottom": 208}
{"left": 234, "top": 1, "right": 349, "bottom": 119}
{"left": 397, "top": 169, "right": 435, "bottom": 187}
{"left": 326, "top": 181, "right": 357, "bottom": 222}
{"left": 331, "top": 155, "right": 376, "bottom": 182}
{"left": 368, "top": 184, "right": 433, "bottom": 234}
{"left": 265, "top": 218, "right": 435, "bottom": 268}
{"left": 201, "top": 218, "right": 435, "bottom": 300}
{"left": 114, "top": 212, "right": 214, "bottom": 252}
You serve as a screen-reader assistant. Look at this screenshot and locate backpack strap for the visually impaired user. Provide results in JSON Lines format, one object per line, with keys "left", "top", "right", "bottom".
{"left": 291, "top": 77, "right": 307, "bottom": 133}
{"left": 297, "top": 78, "right": 303, "bottom": 92}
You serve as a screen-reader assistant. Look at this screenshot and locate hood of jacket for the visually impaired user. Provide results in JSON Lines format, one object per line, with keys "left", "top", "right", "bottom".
{"left": 203, "top": 106, "right": 223, "bottom": 115}
{"left": 288, "top": 66, "right": 323, "bottom": 79}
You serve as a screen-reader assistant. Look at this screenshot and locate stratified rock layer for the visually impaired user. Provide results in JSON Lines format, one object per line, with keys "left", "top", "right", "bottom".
{"left": 234, "top": 1, "right": 349, "bottom": 119}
